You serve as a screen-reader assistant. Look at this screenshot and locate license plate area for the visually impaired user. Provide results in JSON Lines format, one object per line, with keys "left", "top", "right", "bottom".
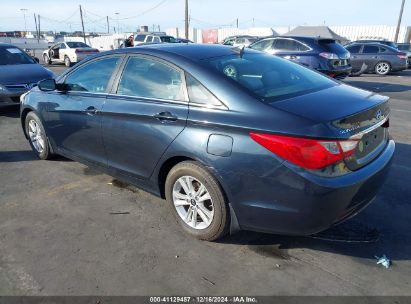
{"left": 344, "top": 127, "right": 388, "bottom": 171}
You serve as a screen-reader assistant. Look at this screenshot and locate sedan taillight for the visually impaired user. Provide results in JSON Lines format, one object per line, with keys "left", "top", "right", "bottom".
{"left": 398, "top": 53, "right": 407, "bottom": 60}
{"left": 319, "top": 52, "right": 339, "bottom": 60}
{"left": 250, "top": 133, "right": 359, "bottom": 170}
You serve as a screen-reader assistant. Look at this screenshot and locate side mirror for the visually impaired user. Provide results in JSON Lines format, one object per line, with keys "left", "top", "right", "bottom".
{"left": 34, "top": 57, "right": 40, "bottom": 63}
{"left": 38, "top": 79, "right": 57, "bottom": 91}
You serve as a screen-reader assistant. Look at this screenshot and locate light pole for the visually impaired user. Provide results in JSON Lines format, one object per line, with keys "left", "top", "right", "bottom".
{"left": 394, "top": 0, "right": 406, "bottom": 42}
{"left": 20, "top": 8, "right": 28, "bottom": 37}
{"left": 115, "top": 13, "right": 120, "bottom": 33}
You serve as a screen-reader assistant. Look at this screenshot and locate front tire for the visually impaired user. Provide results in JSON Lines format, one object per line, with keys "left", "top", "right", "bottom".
{"left": 64, "top": 56, "right": 72, "bottom": 67}
{"left": 165, "top": 161, "right": 229, "bottom": 241}
{"left": 25, "top": 112, "right": 53, "bottom": 160}
{"left": 375, "top": 61, "right": 391, "bottom": 75}
{"left": 43, "top": 54, "right": 51, "bottom": 65}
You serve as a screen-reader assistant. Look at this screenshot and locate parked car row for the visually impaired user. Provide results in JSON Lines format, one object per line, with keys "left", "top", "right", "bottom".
{"left": 235, "top": 36, "right": 410, "bottom": 79}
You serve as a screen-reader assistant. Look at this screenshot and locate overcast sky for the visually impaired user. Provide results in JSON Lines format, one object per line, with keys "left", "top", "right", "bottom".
{"left": 0, "top": 0, "right": 410, "bottom": 33}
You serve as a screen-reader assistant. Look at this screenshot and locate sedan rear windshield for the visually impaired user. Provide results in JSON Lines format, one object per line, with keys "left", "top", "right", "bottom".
{"left": 318, "top": 39, "right": 348, "bottom": 55}
{"left": 0, "top": 47, "right": 36, "bottom": 65}
{"left": 202, "top": 53, "right": 336, "bottom": 102}
{"left": 398, "top": 44, "right": 411, "bottom": 51}
{"left": 66, "top": 42, "right": 90, "bottom": 48}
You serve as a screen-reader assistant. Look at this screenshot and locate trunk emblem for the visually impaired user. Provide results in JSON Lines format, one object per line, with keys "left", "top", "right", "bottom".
{"left": 375, "top": 110, "right": 383, "bottom": 120}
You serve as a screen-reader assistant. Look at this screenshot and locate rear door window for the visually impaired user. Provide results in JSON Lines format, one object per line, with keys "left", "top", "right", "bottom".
{"left": 250, "top": 39, "right": 274, "bottom": 51}
{"left": 273, "top": 39, "right": 295, "bottom": 51}
{"left": 117, "top": 56, "right": 186, "bottom": 101}
{"left": 362, "top": 45, "right": 379, "bottom": 54}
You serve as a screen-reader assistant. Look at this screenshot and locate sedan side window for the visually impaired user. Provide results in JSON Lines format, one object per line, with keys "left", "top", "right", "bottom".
{"left": 64, "top": 56, "right": 121, "bottom": 92}
{"left": 117, "top": 56, "right": 185, "bottom": 101}
{"left": 186, "top": 74, "right": 223, "bottom": 107}
{"left": 60, "top": 43, "right": 66, "bottom": 49}
{"left": 346, "top": 45, "right": 361, "bottom": 54}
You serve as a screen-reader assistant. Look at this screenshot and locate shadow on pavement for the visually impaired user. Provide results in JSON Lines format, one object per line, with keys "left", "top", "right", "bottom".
{"left": 0, "top": 150, "right": 38, "bottom": 162}
{"left": 221, "top": 143, "right": 411, "bottom": 262}
{"left": 0, "top": 104, "right": 20, "bottom": 118}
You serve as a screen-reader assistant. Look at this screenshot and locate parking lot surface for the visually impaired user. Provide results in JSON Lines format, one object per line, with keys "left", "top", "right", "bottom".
{"left": 1, "top": 66, "right": 411, "bottom": 295}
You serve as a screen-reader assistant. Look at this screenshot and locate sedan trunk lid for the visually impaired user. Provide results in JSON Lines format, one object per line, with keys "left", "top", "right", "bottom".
{"left": 272, "top": 83, "right": 390, "bottom": 170}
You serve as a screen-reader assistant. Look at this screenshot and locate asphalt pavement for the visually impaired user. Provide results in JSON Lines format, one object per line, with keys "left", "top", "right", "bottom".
{"left": 0, "top": 66, "right": 410, "bottom": 295}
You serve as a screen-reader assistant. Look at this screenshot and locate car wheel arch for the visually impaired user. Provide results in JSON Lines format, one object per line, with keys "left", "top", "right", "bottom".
{"left": 21, "top": 108, "right": 34, "bottom": 139}
{"left": 157, "top": 156, "right": 197, "bottom": 199}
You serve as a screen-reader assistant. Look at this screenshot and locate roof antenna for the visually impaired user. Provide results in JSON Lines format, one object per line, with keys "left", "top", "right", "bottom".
{"left": 232, "top": 45, "right": 245, "bottom": 58}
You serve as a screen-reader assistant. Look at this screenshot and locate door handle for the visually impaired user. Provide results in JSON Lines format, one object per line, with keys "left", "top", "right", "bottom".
{"left": 153, "top": 111, "right": 178, "bottom": 122}
{"left": 84, "top": 106, "right": 98, "bottom": 116}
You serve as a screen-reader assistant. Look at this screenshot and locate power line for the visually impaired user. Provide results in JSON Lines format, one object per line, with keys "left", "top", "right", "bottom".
{"left": 116, "top": 0, "right": 169, "bottom": 20}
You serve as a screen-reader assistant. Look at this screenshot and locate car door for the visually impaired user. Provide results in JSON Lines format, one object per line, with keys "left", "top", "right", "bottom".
{"left": 59, "top": 43, "right": 67, "bottom": 61}
{"left": 361, "top": 45, "right": 380, "bottom": 70}
{"left": 45, "top": 55, "right": 123, "bottom": 166}
{"left": 346, "top": 45, "right": 363, "bottom": 70}
{"left": 101, "top": 55, "right": 189, "bottom": 179}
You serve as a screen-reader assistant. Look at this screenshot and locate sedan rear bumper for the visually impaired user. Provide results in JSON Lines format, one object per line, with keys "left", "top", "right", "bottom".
{"left": 228, "top": 139, "right": 394, "bottom": 236}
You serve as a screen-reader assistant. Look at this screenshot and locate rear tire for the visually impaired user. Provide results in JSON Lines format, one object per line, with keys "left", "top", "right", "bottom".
{"left": 375, "top": 61, "right": 391, "bottom": 75}
{"left": 25, "top": 112, "right": 53, "bottom": 160}
{"left": 165, "top": 161, "right": 229, "bottom": 241}
{"left": 64, "top": 56, "right": 72, "bottom": 67}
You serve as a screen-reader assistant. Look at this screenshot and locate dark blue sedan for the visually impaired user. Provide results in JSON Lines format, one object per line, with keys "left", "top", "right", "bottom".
{"left": 20, "top": 44, "right": 394, "bottom": 241}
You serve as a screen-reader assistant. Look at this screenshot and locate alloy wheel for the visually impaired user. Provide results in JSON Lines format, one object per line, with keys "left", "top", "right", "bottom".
{"left": 28, "top": 119, "right": 45, "bottom": 153}
{"left": 172, "top": 176, "right": 214, "bottom": 230}
{"left": 376, "top": 62, "right": 390, "bottom": 75}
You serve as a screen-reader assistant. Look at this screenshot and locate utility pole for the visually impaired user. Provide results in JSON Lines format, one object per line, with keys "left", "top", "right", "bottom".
{"left": 115, "top": 13, "right": 120, "bottom": 33}
{"left": 34, "top": 13, "right": 39, "bottom": 42}
{"left": 38, "top": 15, "right": 41, "bottom": 39}
{"left": 20, "top": 8, "right": 28, "bottom": 37}
{"left": 107, "top": 16, "right": 110, "bottom": 33}
{"left": 79, "top": 5, "right": 86, "bottom": 43}
{"left": 394, "top": 0, "right": 406, "bottom": 42}
{"left": 236, "top": 18, "right": 239, "bottom": 28}
{"left": 185, "top": 0, "right": 189, "bottom": 39}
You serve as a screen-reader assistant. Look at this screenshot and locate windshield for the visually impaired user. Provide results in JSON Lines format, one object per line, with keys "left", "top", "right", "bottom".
{"left": 0, "top": 46, "right": 36, "bottom": 65}
{"left": 135, "top": 35, "right": 146, "bottom": 42}
{"left": 202, "top": 53, "right": 336, "bottom": 102}
{"left": 66, "top": 42, "right": 90, "bottom": 48}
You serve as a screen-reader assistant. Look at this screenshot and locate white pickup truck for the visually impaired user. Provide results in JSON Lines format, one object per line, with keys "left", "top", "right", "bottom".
{"left": 43, "top": 41, "right": 99, "bottom": 67}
